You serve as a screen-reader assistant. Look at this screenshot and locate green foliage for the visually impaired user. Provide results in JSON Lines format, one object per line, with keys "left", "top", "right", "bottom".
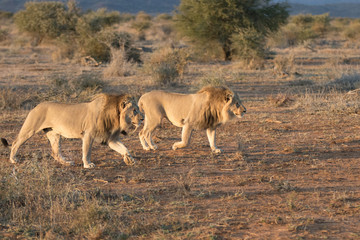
{"left": 342, "top": 21, "right": 360, "bottom": 41}
{"left": 131, "top": 11, "right": 152, "bottom": 33}
{"left": 0, "top": 29, "right": 9, "bottom": 42}
{"left": 0, "top": 10, "right": 13, "bottom": 19}
{"left": 14, "top": 2, "right": 75, "bottom": 43}
{"left": 13, "top": 2, "right": 128, "bottom": 62}
{"left": 270, "top": 13, "right": 331, "bottom": 47}
{"left": 175, "top": 0, "right": 289, "bottom": 61}
{"left": 74, "top": 8, "right": 122, "bottom": 61}
{"left": 98, "top": 30, "right": 141, "bottom": 63}
{"left": 156, "top": 13, "right": 172, "bottom": 21}
{"left": 291, "top": 13, "right": 330, "bottom": 38}
{"left": 77, "top": 8, "right": 121, "bottom": 33}
{"left": 231, "top": 27, "right": 267, "bottom": 61}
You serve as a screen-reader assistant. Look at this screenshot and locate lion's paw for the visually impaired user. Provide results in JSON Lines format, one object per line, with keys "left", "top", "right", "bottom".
{"left": 66, "top": 161, "right": 75, "bottom": 166}
{"left": 84, "top": 162, "right": 95, "bottom": 169}
{"left": 10, "top": 157, "right": 19, "bottom": 164}
{"left": 124, "top": 154, "right": 135, "bottom": 166}
{"left": 57, "top": 158, "right": 74, "bottom": 166}
{"left": 212, "top": 148, "right": 223, "bottom": 154}
{"left": 172, "top": 142, "right": 185, "bottom": 150}
{"left": 143, "top": 146, "right": 151, "bottom": 151}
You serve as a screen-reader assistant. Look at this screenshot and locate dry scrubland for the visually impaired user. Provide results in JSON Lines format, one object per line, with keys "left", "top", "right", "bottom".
{"left": 1, "top": 12, "right": 360, "bottom": 239}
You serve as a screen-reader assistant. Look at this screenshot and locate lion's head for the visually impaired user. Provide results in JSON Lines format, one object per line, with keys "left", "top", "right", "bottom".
{"left": 224, "top": 92, "right": 246, "bottom": 120}
{"left": 196, "top": 86, "right": 246, "bottom": 129}
{"left": 119, "top": 95, "right": 143, "bottom": 134}
{"left": 96, "top": 94, "right": 143, "bottom": 141}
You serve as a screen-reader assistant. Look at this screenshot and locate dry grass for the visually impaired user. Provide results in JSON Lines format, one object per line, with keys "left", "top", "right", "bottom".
{"left": 1, "top": 14, "right": 360, "bottom": 240}
{"left": 273, "top": 53, "right": 295, "bottom": 77}
{"left": 103, "top": 47, "right": 137, "bottom": 78}
{"left": 144, "top": 47, "right": 189, "bottom": 86}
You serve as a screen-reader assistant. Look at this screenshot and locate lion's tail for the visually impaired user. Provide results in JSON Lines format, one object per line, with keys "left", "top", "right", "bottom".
{"left": 1, "top": 138, "right": 11, "bottom": 147}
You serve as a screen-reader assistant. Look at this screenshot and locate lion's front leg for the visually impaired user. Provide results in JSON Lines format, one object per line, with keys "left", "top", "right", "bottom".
{"left": 82, "top": 134, "right": 95, "bottom": 168}
{"left": 206, "top": 128, "right": 222, "bottom": 153}
{"left": 172, "top": 124, "right": 193, "bottom": 150}
{"left": 108, "top": 140, "right": 135, "bottom": 166}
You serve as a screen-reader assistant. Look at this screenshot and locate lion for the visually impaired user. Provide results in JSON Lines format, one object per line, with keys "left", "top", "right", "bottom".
{"left": 1, "top": 93, "right": 143, "bottom": 168}
{"left": 138, "top": 86, "right": 246, "bottom": 153}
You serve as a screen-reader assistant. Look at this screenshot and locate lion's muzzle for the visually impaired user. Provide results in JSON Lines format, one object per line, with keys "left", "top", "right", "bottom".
{"left": 241, "top": 108, "right": 246, "bottom": 117}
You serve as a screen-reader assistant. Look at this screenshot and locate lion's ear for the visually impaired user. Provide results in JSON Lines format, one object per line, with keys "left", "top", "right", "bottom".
{"left": 225, "top": 94, "right": 233, "bottom": 102}
{"left": 121, "top": 101, "right": 127, "bottom": 109}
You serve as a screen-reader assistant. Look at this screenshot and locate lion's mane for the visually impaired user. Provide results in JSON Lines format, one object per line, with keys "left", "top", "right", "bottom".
{"left": 195, "top": 86, "right": 234, "bottom": 129}
{"left": 95, "top": 94, "right": 132, "bottom": 142}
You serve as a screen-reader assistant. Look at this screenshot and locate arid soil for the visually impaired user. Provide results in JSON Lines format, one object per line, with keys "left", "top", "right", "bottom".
{"left": 1, "top": 45, "right": 360, "bottom": 239}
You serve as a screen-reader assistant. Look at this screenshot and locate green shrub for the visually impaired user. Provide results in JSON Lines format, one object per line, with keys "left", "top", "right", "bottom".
{"left": 175, "top": 0, "right": 288, "bottom": 61}
{"left": 312, "top": 13, "right": 331, "bottom": 37}
{"left": 269, "top": 13, "right": 330, "bottom": 48}
{"left": 156, "top": 13, "right": 172, "bottom": 21}
{"left": 80, "top": 37, "right": 110, "bottom": 62}
{"left": 131, "top": 11, "right": 152, "bottom": 33}
{"left": 98, "top": 30, "right": 141, "bottom": 63}
{"left": 74, "top": 10, "right": 136, "bottom": 63}
{"left": 343, "top": 22, "right": 360, "bottom": 41}
{"left": 0, "top": 29, "right": 9, "bottom": 42}
{"left": 119, "top": 13, "right": 135, "bottom": 22}
{"left": 0, "top": 10, "right": 13, "bottom": 19}
{"left": 51, "top": 33, "right": 78, "bottom": 61}
{"left": 231, "top": 27, "right": 267, "bottom": 62}
{"left": 268, "top": 23, "right": 302, "bottom": 47}
{"left": 13, "top": 2, "right": 133, "bottom": 63}
{"left": 77, "top": 8, "right": 121, "bottom": 34}
{"left": 14, "top": 2, "right": 74, "bottom": 43}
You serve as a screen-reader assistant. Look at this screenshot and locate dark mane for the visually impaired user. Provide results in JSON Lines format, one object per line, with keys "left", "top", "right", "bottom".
{"left": 95, "top": 94, "right": 130, "bottom": 142}
{"left": 196, "top": 86, "right": 234, "bottom": 129}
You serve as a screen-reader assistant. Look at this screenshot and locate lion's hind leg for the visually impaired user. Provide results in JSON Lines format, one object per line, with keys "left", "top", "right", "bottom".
{"left": 139, "top": 128, "right": 150, "bottom": 150}
{"left": 9, "top": 107, "right": 46, "bottom": 163}
{"left": 45, "top": 130, "right": 74, "bottom": 166}
{"left": 9, "top": 129, "right": 36, "bottom": 164}
{"left": 140, "top": 117, "right": 159, "bottom": 151}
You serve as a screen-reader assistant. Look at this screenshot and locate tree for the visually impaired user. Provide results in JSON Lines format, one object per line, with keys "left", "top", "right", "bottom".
{"left": 175, "top": 0, "right": 289, "bottom": 61}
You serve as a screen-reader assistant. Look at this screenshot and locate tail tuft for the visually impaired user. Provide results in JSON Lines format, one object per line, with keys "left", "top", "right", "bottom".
{"left": 1, "top": 138, "right": 10, "bottom": 147}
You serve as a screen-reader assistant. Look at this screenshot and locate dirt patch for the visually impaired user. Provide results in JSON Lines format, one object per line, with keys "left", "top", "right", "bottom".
{"left": 1, "top": 45, "right": 360, "bottom": 239}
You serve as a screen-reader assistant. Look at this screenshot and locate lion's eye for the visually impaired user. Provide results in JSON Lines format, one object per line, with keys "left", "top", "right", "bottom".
{"left": 236, "top": 103, "right": 240, "bottom": 108}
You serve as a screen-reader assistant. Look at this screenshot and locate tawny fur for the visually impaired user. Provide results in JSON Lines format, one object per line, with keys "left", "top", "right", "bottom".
{"left": 1, "top": 93, "right": 143, "bottom": 168}
{"left": 138, "top": 86, "right": 246, "bottom": 153}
